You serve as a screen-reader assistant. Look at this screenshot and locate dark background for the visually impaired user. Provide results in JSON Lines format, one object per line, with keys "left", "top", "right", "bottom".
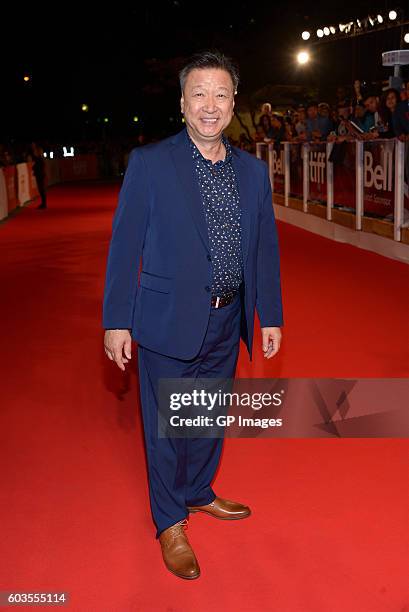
{"left": 2, "top": 1, "right": 408, "bottom": 142}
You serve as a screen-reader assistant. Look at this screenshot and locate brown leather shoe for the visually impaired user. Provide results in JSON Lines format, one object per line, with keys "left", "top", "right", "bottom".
{"left": 187, "top": 496, "right": 251, "bottom": 520}
{"left": 158, "top": 518, "right": 200, "bottom": 579}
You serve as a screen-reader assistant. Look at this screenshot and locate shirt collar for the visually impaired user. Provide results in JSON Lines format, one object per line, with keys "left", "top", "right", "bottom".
{"left": 187, "top": 129, "right": 232, "bottom": 167}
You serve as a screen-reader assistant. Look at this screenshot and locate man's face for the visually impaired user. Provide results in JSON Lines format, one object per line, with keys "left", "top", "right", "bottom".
{"left": 307, "top": 105, "right": 318, "bottom": 119}
{"left": 364, "top": 96, "right": 378, "bottom": 113}
{"left": 180, "top": 68, "right": 235, "bottom": 141}
{"left": 338, "top": 106, "right": 350, "bottom": 120}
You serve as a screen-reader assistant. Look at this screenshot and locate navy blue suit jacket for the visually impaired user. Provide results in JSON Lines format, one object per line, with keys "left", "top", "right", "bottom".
{"left": 102, "top": 127, "right": 284, "bottom": 361}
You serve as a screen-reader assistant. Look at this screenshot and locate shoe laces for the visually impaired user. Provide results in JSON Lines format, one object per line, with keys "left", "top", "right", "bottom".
{"left": 164, "top": 518, "right": 189, "bottom": 547}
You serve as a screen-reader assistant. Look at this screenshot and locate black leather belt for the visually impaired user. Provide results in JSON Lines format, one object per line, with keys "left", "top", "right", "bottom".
{"left": 211, "top": 291, "right": 238, "bottom": 309}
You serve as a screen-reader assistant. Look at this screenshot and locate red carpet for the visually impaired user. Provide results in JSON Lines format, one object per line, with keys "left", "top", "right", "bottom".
{"left": 0, "top": 180, "right": 408, "bottom": 611}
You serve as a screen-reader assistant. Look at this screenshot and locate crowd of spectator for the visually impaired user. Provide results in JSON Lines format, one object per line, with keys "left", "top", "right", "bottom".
{"left": 235, "top": 79, "right": 409, "bottom": 151}
{"left": 2, "top": 79, "right": 408, "bottom": 173}
{"left": 0, "top": 138, "right": 143, "bottom": 176}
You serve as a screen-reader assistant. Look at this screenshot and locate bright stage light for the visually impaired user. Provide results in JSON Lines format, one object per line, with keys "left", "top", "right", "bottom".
{"left": 23, "top": 75, "right": 30, "bottom": 82}
{"left": 377, "top": 14, "right": 383, "bottom": 23}
{"left": 317, "top": 29, "right": 324, "bottom": 38}
{"left": 133, "top": 116, "right": 139, "bottom": 122}
{"left": 81, "top": 104, "right": 88, "bottom": 112}
{"left": 330, "top": 26, "right": 336, "bottom": 34}
{"left": 297, "top": 51, "right": 310, "bottom": 65}
{"left": 103, "top": 117, "right": 109, "bottom": 123}
{"left": 323, "top": 27, "right": 330, "bottom": 35}
{"left": 301, "top": 31, "right": 310, "bottom": 40}
{"left": 356, "top": 19, "right": 361, "bottom": 28}
{"left": 404, "top": 32, "right": 409, "bottom": 43}
{"left": 389, "top": 10, "right": 397, "bottom": 20}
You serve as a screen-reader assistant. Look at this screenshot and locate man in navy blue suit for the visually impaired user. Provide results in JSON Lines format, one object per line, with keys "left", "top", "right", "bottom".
{"left": 102, "top": 50, "right": 284, "bottom": 579}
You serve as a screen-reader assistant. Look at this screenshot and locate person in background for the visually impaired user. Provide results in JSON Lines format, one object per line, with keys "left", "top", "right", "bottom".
{"left": 238, "top": 131, "right": 253, "bottom": 152}
{"left": 352, "top": 79, "right": 365, "bottom": 107}
{"left": 254, "top": 123, "right": 267, "bottom": 142}
{"left": 284, "top": 114, "right": 295, "bottom": 140}
{"left": 318, "top": 102, "right": 335, "bottom": 131}
{"left": 335, "top": 86, "right": 350, "bottom": 107}
{"left": 0, "top": 148, "right": 14, "bottom": 166}
{"left": 362, "top": 93, "right": 381, "bottom": 132}
{"left": 266, "top": 112, "right": 286, "bottom": 145}
{"left": 333, "top": 103, "right": 352, "bottom": 138}
{"left": 393, "top": 81, "right": 409, "bottom": 141}
{"left": 306, "top": 101, "right": 332, "bottom": 141}
{"left": 378, "top": 88, "right": 401, "bottom": 138}
{"left": 318, "top": 102, "right": 330, "bottom": 119}
{"left": 30, "top": 142, "right": 47, "bottom": 209}
{"left": 352, "top": 101, "right": 372, "bottom": 133}
{"left": 259, "top": 102, "right": 272, "bottom": 127}
{"left": 392, "top": 81, "right": 409, "bottom": 190}
{"left": 294, "top": 105, "right": 307, "bottom": 140}
{"left": 259, "top": 113, "right": 272, "bottom": 140}
{"left": 399, "top": 82, "right": 407, "bottom": 102}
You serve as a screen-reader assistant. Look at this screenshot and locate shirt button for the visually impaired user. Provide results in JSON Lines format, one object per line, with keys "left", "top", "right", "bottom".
{"left": 205, "top": 285, "right": 211, "bottom": 292}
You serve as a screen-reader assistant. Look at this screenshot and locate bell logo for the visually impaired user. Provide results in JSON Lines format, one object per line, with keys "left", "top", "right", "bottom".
{"left": 272, "top": 150, "right": 284, "bottom": 175}
{"left": 364, "top": 149, "right": 393, "bottom": 191}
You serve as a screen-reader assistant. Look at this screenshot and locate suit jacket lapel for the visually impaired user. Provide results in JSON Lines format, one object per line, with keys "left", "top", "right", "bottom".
{"left": 170, "top": 129, "right": 210, "bottom": 253}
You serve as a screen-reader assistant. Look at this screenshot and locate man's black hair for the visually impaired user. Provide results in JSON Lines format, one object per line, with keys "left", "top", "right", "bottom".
{"left": 179, "top": 49, "right": 240, "bottom": 93}
{"left": 362, "top": 91, "right": 378, "bottom": 102}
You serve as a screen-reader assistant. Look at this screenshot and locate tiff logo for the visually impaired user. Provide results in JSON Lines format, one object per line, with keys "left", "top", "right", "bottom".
{"left": 309, "top": 151, "right": 326, "bottom": 184}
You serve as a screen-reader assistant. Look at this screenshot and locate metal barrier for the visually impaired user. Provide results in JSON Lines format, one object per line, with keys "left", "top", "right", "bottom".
{"left": 256, "top": 139, "right": 408, "bottom": 242}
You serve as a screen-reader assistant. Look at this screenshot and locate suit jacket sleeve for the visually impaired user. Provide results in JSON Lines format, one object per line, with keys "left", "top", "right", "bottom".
{"left": 255, "top": 163, "right": 284, "bottom": 328}
{"left": 102, "top": 148, "right": 150, "bottom": 330}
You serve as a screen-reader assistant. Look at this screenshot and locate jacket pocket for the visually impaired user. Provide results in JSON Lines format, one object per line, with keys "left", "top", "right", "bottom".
{"left": 139, "top": 271, "right": 172, "bottom": 294}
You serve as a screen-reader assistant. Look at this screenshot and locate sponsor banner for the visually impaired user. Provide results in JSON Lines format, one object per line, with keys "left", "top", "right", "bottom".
{"left": 265, "top": 140, "right": 408, "bottom": 216}
{"left": 27, "top": 161, "right": 39, "bottom": 198}
{"left": 333, "top": 142, "right": 356, "bottom": 209}
{"left": 16, "top": 163, "right": 31, "bottom": 205}
{"left": 288, "top": 143, "right": 303, "bottom": 199}
{"left": 0, "top": 168, "right": 8, "bottom": 220}
{"left": 363, "top": 140, "right": 395, "bottom": 217}
{"left": 3, "top": 165, "right": 18, "bottom": 213}
{"left": 158, "top": 378, "right": 408, "bottom": 438}
{"left": 308, "top": 143, "right": 327, "bottom": 204}
{"left": 270, "top": 143, "right": 285, "bottom": 194}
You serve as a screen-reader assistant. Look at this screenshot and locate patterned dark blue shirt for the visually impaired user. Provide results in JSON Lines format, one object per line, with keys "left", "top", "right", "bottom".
{"left": 187, "top": 130, "right": 243, "bottom": 297}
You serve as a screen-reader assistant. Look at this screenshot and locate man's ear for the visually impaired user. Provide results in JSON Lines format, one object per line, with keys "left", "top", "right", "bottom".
{"left": 180, "top": 94, "right": 184, "bottom": 114}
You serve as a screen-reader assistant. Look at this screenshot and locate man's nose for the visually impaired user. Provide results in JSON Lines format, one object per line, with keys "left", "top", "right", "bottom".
{"left": 202, "top": 98, "right": 218, "bottom": 112}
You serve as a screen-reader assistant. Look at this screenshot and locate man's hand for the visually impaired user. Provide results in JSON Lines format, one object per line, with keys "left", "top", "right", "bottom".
{"left": 104, "top": 329, "right": 132, "bottom": 371}
{"left": 261, "top": 327, "right": 282, "bottom": 359}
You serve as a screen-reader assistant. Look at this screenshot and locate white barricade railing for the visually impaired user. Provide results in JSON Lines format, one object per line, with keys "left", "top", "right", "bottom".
{"left": 256, "top": 139, "right": 408, "bottom": 243}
